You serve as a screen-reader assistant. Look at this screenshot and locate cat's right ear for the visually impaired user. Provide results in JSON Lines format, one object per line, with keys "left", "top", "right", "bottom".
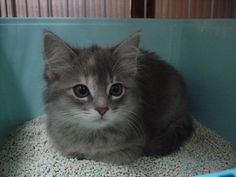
{"left": 112, "top": 31, "right": 141, "bottom": 78}
{"left": 43, "top": 31, "right": 76, "bottom": 82}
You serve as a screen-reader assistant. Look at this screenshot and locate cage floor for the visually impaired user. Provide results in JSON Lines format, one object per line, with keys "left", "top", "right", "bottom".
{"left": 0, "top": 115, "right": 235, "bottom": 177}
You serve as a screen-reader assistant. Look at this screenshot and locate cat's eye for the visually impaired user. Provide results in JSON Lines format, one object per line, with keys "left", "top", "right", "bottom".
{"left": 73, "top": 84, "right": 89, "bottom": 98}
{"left": 109, "top": 83, "right": 124, "bottom": 97}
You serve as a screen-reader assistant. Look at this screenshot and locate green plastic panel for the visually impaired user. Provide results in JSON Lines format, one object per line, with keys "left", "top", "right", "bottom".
{"left": 0, "top": 19, "right": 236, "bottom": 148}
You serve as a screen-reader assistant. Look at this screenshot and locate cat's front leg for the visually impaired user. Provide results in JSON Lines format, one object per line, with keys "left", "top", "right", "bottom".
{"left": 57, "top": 145, "right": 85, "bottom": 160}
{"left": 95, "top": 147, "right": 142, "bottom": 165}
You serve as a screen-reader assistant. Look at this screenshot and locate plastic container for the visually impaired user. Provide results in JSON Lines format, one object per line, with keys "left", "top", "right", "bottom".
{"left": 196, "top": 168, "right": 236, "bottom": 177}
{"left": 0, "top": 19, "right": 236, "bottom": 175}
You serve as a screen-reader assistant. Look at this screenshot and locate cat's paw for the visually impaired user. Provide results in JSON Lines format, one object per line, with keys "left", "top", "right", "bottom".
{"left": 66, "top": 152, "right": 85, "bottom": 160}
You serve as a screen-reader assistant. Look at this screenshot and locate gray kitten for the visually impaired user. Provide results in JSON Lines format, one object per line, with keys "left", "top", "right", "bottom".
{"left": 43, "top": 31, "right": 193, "bottom": 164}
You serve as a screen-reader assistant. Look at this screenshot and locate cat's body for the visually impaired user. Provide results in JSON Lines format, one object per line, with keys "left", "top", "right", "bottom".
{"left": 43, "top": 31, "right": 193, "bottom": 164}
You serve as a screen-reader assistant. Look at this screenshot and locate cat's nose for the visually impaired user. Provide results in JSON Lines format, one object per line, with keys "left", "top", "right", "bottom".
{"left": 96, "top": 107, "right": 109, "bottom": 116}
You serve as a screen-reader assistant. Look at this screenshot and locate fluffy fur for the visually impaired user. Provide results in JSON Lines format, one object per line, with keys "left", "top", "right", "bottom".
{"left": 43, "top": 31, "right": 193, "bottom": 164}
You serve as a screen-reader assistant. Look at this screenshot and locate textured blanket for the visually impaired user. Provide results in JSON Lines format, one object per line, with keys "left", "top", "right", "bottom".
{"left": 0, "top": 115, "right": 235, "bottom": 177}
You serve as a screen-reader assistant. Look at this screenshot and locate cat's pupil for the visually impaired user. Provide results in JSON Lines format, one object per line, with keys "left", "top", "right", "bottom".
{"left": 110, "top": 83, "right": 123, "bottom": 97}
{"left": 73, "top": 84, "right": 89, "bottom": 98}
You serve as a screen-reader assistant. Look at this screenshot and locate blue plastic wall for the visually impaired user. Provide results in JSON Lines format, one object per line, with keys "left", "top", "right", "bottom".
{"left": 0, "top": 19, "right": 236, "bottom": 148}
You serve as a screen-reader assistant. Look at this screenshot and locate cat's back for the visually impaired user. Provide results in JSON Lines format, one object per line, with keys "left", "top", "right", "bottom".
{"left": 137, "top": 51, "right": 187, "bottom": 101}
{"left": 137, "top": 51, "right": 192, "bottom": 156}
{"left": 137, "top": 51, "right": 189, "bottom": 128}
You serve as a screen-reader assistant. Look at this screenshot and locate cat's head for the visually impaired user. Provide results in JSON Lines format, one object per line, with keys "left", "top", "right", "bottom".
{"left": 43, "top": 31, "right": 141, "bottom": 130}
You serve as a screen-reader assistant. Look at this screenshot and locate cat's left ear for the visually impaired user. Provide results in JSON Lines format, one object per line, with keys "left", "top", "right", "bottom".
{"left": 112, "top": 31, "right": 141, "bottom": 77}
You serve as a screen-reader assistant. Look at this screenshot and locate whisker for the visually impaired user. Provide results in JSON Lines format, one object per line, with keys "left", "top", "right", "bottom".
{"left": 117, "top": 109, "right": 143, "bottom": 136}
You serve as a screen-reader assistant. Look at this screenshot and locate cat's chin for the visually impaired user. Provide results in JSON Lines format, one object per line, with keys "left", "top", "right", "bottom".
{"left": 80, "top": 117, "right": 111, "bottom": 130}
{"left": 94, "top": 117, "right": 107, "bottom": 122}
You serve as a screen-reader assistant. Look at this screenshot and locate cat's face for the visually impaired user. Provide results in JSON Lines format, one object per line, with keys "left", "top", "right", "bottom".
{"left": 43, "top": 31, "right": 141, "bottom": 129}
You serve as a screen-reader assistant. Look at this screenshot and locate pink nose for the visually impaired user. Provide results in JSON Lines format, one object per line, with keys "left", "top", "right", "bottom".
{"left": 96, "top": 107, "right": 109, "bottom": 115}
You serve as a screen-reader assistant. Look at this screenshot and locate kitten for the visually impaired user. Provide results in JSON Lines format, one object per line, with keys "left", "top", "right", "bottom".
{"left": 43, "top": 31, "right": 193, "bottom": 164}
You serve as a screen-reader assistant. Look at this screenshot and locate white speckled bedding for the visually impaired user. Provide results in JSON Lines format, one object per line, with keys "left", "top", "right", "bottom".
{"left": 0, "top": 115, "right": 235, "bottom": 177}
